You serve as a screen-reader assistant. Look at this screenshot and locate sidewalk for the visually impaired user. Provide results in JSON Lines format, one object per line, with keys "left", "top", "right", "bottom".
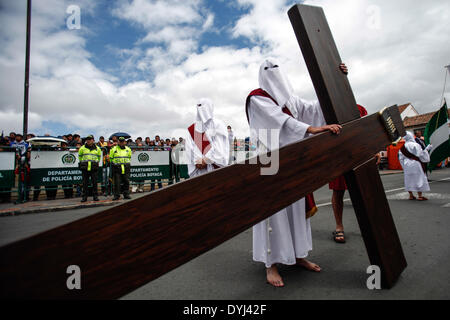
{"left": 0, "top": 196, "right": 124, "bottom": 217}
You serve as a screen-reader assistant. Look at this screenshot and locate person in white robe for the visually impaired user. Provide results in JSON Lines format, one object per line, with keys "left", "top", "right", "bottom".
{"left": 247, "top": 59, "right": 344, "bottom": 287}
{"left": 185, "top": 98, "right": 229, "bottom": 178}
{"left": 398, "top": 132, "right": 432, "bottom": 201}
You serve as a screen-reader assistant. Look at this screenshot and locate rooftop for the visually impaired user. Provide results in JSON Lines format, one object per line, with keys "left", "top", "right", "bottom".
{"left": 398, "top": 103, "right": 411, "bottom": 114}
{"left": 403, "top": 108, "right": 450, "bottom": 128}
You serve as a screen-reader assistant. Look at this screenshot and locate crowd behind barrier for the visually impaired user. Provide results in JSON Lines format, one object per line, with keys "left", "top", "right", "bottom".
{"left": 3, "top": 130, "right": 447, "bottom": 205}
{"left": 0, "top": 129, "right": 250, "bottom": 204}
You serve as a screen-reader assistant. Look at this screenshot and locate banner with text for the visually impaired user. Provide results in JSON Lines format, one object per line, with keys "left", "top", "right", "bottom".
{"left": 130, "top": 150, "right": 171, "bottom": 181}
{"left": 29, "top": 151, "right": 103, "bottom": 186}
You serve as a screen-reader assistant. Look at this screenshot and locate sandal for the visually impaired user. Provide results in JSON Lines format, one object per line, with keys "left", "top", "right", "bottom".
{"left": 409, "top": 196, "right": 416, "bottom": 200}
{"left": 417, "top": 197, "right": 428, "bottom": 201}
{"left": 333, "top": 231, "right": 346, "bottom": 243}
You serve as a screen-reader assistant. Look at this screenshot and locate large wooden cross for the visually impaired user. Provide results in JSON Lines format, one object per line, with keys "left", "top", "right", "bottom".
{"left": 0, "top": 4, "right": 406, "bottom": 299}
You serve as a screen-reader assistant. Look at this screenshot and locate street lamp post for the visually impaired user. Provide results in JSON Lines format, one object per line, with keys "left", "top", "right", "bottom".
{"left": 23, "top": 0, "right": 32, "bottom": 138}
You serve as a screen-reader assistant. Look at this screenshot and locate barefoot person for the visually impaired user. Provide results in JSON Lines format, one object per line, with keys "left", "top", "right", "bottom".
{"left": 399, "top": 132, "right": 432, "bottom": 201}
{"left": 246, "top": 59, "right": 346, "bottom": 287}
{"left": 185, "top": 98, "right": 229, "bottom": 177}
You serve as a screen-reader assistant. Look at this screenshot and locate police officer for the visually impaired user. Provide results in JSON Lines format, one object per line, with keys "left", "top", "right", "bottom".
{"left": 109, "top": 136, "right": 132, "bottom": 200}
{"left": 78, "top": 135, "right": 102, "bottom": 202}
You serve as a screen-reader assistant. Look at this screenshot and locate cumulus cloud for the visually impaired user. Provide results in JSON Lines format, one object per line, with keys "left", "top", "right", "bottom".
{"left": 112, "top": 0, "right": 214, "bottom": 71}
{"left": 232, "top": 0, "right": 450, "bottom": 114}
{"left": 0, "top": 0, "right": 449, "bottom": 141}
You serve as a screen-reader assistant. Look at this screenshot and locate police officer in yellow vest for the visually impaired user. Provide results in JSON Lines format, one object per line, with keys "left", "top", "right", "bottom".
{"left": 110, "top": 136, "right": 132, "bottom": 200}
{"left": 78, "top": 135, "right": 102, "bottom": 202}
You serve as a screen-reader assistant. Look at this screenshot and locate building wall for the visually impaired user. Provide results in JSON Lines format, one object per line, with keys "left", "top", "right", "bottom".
{"left": 400, "top": 105, "right": 419, "bottom": 120}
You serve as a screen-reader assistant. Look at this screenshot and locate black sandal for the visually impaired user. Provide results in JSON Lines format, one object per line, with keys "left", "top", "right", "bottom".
{"left": 333, "top": 231, "right": 346, "bottom": 243}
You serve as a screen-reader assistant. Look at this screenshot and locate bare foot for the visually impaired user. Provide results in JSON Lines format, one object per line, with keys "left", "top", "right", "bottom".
{"left": 296, "top": 258, "right": 322, "bottom": 272}
{"left": 266, "top": 266, "right": 284, "bottom": 287}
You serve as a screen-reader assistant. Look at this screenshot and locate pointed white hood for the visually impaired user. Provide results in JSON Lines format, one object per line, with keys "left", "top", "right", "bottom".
{"left": 195, "top": 98, "right": 214, "bottom": 133}
{"left": 404, "top": 131, "right": 414, "bottom": 142}
{"left": 404, "top": 131, "right": 416, "bottom": 154}
{"left": 194, "top": 98, "right": 227, "bottom": 139}
{"left": 259, "top": 59, "right": 297, "bottom": 117}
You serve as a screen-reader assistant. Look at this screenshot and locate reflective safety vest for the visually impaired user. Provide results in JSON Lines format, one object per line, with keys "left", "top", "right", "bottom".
{"left": 110, "top": 145, "right": 132, "bottom": 174}
{"left": 78, "top": 144, "right": 102, "bottom": 171}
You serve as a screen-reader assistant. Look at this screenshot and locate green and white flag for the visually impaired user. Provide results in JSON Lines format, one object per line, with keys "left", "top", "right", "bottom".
{"left": 424, "top": 99, "right": 450, "bottom": 171}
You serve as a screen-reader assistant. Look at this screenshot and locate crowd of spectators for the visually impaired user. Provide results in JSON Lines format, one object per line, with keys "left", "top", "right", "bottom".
{"left": 60, "top": 134, "right": 184, "bottom": 151}
{"left": 0, "top": 131, "right": 185, "bottom": 151}
{"left": 0, "top": 131, "right": 188, "bottom": 203}
{"left": 0, "top": 127, "right": 246, "bottom": 203}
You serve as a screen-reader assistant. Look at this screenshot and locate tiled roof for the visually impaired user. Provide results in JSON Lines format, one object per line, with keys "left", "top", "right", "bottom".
{"left": 403, "top": 108, "right": 450, "bottom": 128}
{"left": 398, "top": 103, "right": 411, "bottom": 114}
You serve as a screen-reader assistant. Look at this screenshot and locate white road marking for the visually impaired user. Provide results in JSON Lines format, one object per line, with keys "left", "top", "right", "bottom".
{"left": 316, "top": 176, "right": 450, "bottom": 207}
{"left": 387, "top": 192, "right": 450, "bottom": 200}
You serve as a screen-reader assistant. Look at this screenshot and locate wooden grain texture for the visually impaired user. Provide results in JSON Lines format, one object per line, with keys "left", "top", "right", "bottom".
{"left": 288, "top": 4, "right": 360, "bottom": 124}
{"left": 289, "top": 3, "right": 407, "bottom": 288}
{"left": 0, "top": 109, "right": 396, "bottom": 299}
{"left": 344, "top": 159, "right": 407, "bottom": 288}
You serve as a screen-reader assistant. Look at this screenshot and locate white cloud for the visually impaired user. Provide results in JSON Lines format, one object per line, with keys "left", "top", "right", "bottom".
{"left": 112, "top": 0, "right": 214, "bottom": 71}
{"left": 112, "top": 0, "right": 203, "bottom": 29}
{"left": 232, "top": 0, "right": 450, "bottom": 116}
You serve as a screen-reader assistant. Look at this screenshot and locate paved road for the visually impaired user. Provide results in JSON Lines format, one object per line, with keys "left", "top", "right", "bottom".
{"left": 1, "top": 168, "right": 449, "bottom": 299}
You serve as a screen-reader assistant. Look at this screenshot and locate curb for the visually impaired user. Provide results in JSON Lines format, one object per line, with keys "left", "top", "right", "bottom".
{"left": 0, "top": 200, "right": 120, "bottom": 217}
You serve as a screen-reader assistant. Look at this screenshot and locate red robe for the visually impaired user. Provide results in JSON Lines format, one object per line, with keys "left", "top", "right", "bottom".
{"left": 187, "top": 123, "right": 211, "bottom": 155}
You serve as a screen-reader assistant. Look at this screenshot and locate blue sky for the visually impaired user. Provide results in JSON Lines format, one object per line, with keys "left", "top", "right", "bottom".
{"left": 82, "top": 0, "right": 262, "bottom": 86}
{"left": 0, "top": 0, "right": 449, "bottom": 140}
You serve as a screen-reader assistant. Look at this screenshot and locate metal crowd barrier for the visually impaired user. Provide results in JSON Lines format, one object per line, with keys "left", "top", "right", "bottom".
{"left": 126, "top": 146, "right": 188, "bottom": 192}
{"left": 0, "top": 146, "right": 20, "bottom": 203}
{"left": 4, "top": 145, "right": 190, "bottom": 203}
{"left": 2, "top": 143, "right": 258, "bottom": 203}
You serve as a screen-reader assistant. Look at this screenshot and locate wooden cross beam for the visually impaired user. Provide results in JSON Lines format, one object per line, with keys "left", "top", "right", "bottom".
{"left": 0, "top": 4, "right": 406, "bottom": 299}
{"left": 287, "top": 4, "right": 407, "bottom": 288}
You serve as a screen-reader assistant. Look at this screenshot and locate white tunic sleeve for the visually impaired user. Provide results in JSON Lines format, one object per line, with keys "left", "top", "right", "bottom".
{"left": 248, "top": 95, "right": 310, "bottom": 149}
{"left": 398, "top": 150, "right": 405, "bottom": 168}
{"left": 409, "top": 143, "right": 430, "bottom": 163}
{"left": 204, "top": 131, "right": 230, "bottom": 167}
{"left": 291, "top": 96, "right": 326, "bottom": 128}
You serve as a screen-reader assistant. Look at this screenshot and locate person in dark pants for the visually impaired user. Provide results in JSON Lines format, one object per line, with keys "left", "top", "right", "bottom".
{"left": 78, "top": 135, "right": 102, "bottom": 202}
{"left": 109, "top": 137, "right": 132, "bottom": 200}
{"left": 150, "top": 179, "right": 163, "bottom": 191}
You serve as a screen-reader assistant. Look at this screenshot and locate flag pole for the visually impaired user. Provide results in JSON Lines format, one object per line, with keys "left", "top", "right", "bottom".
{"left": 23, "top": 0, "right": 32, "bottom": 138}
{"left": 442, "top": 65, "right": 450, "bottom": 105}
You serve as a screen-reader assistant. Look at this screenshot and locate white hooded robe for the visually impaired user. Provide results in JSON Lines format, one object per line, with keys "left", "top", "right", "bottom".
{"left": 185, "top": 98, "right": 230, "bottom": 178}
{"left": 249, "top": 59, "right": 326, "bottom": 268}
{"left": 398, "top": 132, "right": 431, "bottom": 192}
